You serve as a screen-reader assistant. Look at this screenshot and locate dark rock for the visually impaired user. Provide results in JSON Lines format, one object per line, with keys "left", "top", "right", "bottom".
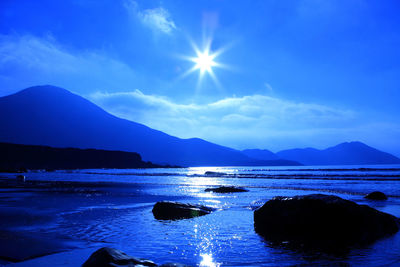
{"left": 16, "top": 175, "right": 25, "bottom": 182}
{"left": 82, "top": 247, "right": 157, "bottom": 267}
{"left": 159, "top": 264, "right": 191, "bottom": 267}
{"left": 82, "top": 247, "right": 191, "bottom": 267}
{"left": 205, "top": 186, "right": 248, "bottom": 193}
{"left": 0, "top": 142, "right": 164, "bottom": 170}
{"left": 204, "top": 171, "right": 226, "bottom": 176}
{"left": 365, "top": 191, "right": 388, "bottom": 200}
{"left": 254, "top": 194, "right": 399, "bottom": 251}
{"left": 152, "top": 201, "right": 214, "bottom": 220}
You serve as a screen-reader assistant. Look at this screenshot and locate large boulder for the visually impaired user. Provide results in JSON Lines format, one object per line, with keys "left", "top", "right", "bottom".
{"left": 364, "top": 191, "right": 388, "bottom": 200}
{"left": 152, "top": 201, "right": 214, "bottom": 220}
{"left": 254, "top": 194, "right": 399, "bottom": 250}
{"left": 82, "top": 247, "right": 157, "bottom": 267}
{"left": 205, "top": 186, "right": 248, "bottom": 193}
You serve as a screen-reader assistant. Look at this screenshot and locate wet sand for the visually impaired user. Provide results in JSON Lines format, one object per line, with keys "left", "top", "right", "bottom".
{"left": 0, "top": 178, "right": 183, "bottom": 265}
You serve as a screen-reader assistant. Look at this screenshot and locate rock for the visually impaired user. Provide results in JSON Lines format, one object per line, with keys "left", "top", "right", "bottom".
{"left": 152, "top": 201, "right": 214, "bottom": 220}
{"left": 254, "top": 194, "right": 399, "bottom": 250}
{"left": 204, "top": 171, "right": 226, "bottom": 176}
{"left": 16, "top": 175, "right": 25, "bottom": 182}
{"left": 82, "top": 247, "right": 157, "bottom": 267}
{"left": 365, "top": 191, "right": 388, "bottom": 200}
{"left": 205, "top": 186, "right": 248, "bottom": 193}
{"left": 159, "top": 264, "right": 191, "bottom": 267}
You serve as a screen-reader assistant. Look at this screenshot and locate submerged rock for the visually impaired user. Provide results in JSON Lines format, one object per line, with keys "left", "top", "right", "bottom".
{"left": 16, "top": 175, "right": 25, "bottom": 182}
{"left": 152, "top": 201, "right": 214, "bottom": 220}
{"left": 254, "top": 194, "right": 399, "bottom": 251}
{"left": 204, "top": 171, "right": 226, "bottom": 176}
{"left": 159, "top": 264, "right": 191, "bottom": 267}
{"left": 205, "top": 186, "right": 248, "bottom": 193}
{"left": 82, "top": 247, "right": 157, "bottom": 267}
{"left": 365, "top": 191, "right": 388, "bottom": 200}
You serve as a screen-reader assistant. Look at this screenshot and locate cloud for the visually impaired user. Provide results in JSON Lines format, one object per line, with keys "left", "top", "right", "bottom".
{"left": 264, "top": 83, "right": 274, "bottom": 95}
{"left": 89, "top": 90, "right": 400, "bottom": 155}
{"left": 89, "top": 90, "right": 358, "bottom": 150}
{"left": 124, "top": 0, "right": 177, "bottom": 34}
{"left": 0, "top": 34, "right": 138, "bottom": 95}
{"left": 1, "top": 34, "right": 398, "bottom": 155}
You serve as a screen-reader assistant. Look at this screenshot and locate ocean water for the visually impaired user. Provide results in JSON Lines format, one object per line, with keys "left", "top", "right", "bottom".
{"left": 1, "top": 165, "right": 400, "bottom": 266}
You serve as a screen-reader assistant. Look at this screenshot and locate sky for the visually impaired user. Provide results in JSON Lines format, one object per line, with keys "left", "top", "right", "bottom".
{"left": 0, "top": 0, "right": 400, "bottom": 156}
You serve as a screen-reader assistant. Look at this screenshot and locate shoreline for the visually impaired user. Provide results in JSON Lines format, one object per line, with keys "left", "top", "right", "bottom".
{"left": 1, "top": 167, "right": 400, "bottom": 266}
{"left": 2, "top": 174, "right": 400, "bottom": 199}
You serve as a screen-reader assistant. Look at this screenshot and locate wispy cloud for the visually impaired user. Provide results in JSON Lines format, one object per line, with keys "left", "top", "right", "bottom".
{"left": 124, "top": 0, "right": 177, "bottom": 34}
{"left": 89, "top": 90, "right": 358, "bottom": 150}
{"left": 89, "top": 90, "right": 400, "bottom": 155}
{"left": 0, "top": 34, "right": 137, "bottom": 95}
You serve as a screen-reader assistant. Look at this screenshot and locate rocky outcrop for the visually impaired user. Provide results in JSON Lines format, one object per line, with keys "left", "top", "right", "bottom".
{"left": 82, "top": 247, "right": 191, "bottom": 267}
{"left": 152, "top": 201, "right": 215, "bottom": 220}
{"left": 82, "top": 247, "right": 157, "bottom": 267}
{"left": 254, "top": 194, "right": 399, "bottom": 250}
{"left": 364, "top": 191, "right": 388, "bottom": 200}
{"left": 205, "top": 186, "right": 248, "bottom": 193}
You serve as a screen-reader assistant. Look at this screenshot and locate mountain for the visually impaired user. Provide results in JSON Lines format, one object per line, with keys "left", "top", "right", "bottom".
{"left": 242, "top": 149, "right": 279, "bottom": 161}
{"left": 0, "top": 85, "right": 301, "bottom": 167}
{"left": 0, "top": 142, "right": 165, "bottom": 171}
{"left": 276, "top": 142, "right": 400, "bottom": 165}
{"left": 242, "top": 148, "right": 301, "bottom": 166}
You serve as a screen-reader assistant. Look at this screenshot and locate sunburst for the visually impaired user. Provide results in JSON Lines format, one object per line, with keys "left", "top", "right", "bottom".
{"left": 180, "top": 38, "right": 226, "bottom": 88}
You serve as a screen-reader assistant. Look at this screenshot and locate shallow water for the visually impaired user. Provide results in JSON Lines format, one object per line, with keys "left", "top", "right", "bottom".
{"left": 1, "top": 164, "right": 400, "bottom": 266}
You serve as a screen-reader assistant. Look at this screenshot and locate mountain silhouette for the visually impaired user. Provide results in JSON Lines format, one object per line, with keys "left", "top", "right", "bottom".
{"left": 242, "top": 149, "right": 279, "bottom": 161}
{"left": 0, "top": 142, "right": 164, "bottom": 171}
{"left": 276, "top": 141, "right": 400, "bottom": 165}
{"left": 0, "top": 85, "right": 299, "bottom": 167}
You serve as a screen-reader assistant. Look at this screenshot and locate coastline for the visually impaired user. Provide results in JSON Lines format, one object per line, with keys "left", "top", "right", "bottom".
{"left": 1, "top": 166, "right": 400, "bottom": 266}
{"left": 0, "top": 177, "right": 186, "bottom": 265}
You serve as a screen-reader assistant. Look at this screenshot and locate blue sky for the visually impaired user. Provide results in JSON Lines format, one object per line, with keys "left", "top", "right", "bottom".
{"left": 1, "top": 0, "right": 400, "bottom": 155}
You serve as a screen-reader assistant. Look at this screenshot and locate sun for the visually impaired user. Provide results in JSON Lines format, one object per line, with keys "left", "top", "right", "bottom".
{"left": 192, "top": 49, "right": 217, "bottom": 74}
{"left": 179, "top": 38, "right": 228, "bottom": 89}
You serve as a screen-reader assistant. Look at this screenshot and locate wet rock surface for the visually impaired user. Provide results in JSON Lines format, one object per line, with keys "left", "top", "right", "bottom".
{"left": 152, "top": 201, "right": 215, "bottom": 220}
{"left": 204, "top": 186, "right": 248, "bottom": 193}
{"left": 82, "top": 247, "right": 191, "bottom": 267}
{"left": 82, "top": 247, "right": 157, "bottom": 267}
{"left": 254, "top": 194, "right": 399, "bottom": 251}
{"left": 364, "top": 191, "right": 388, "bottom": 200}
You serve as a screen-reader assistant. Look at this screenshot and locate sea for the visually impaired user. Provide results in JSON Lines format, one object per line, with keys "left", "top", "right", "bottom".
{"left": 1, "top": 165, "right": 400, "bottom": 266}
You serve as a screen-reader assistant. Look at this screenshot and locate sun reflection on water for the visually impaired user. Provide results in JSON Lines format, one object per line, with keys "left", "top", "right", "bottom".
{"left": 186, "top": 166, "right": 237, "bottom": 176}
{"left": 200, "top": 253, "right": 220, "bottom": 267}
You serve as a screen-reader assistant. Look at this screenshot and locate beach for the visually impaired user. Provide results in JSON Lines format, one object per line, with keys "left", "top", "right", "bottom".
{"left": 1, "top": 165, "right": 400, "bottom": 266}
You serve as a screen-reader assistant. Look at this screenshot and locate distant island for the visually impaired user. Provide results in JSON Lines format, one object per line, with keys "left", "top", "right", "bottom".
{"left": 0, "top": 142, "right": 167, "bottom": 172}
{"left": 0, "top": 85, "right": 399, "bottom": 167}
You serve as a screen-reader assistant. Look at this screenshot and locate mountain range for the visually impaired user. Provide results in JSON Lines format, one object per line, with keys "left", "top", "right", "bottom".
{"left": 0, "top": 85, "right": 399, "bottom": 167}
{"left": 244, "top": 142, "right": 400, "bottom": 166}
{"left": 0, "top": 85, "right": 298, "bottom": 167}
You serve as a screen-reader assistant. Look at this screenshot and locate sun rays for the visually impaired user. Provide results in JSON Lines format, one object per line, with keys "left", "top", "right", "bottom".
{"left": 192, "top": 49, "right": 217, "bottom": 75}
{"left": 178, "top": 37, "right": 227, "bottom": 91}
